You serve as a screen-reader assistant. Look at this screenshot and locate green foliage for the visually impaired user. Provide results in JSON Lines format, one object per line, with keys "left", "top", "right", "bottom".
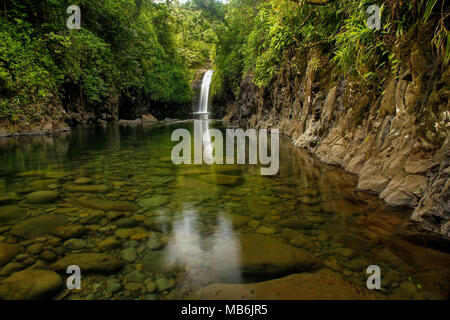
{"left": 0, "top": 0, "right": 194, "bottom": 124}
{"left": 212, "top": 0, "right": 449, "bottom": 101}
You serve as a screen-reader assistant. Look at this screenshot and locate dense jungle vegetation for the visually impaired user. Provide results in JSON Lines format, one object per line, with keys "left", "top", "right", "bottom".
{"left": 210, "top": 0, "right": 449, "bottom": 104}
{"left": 0, "top": 0, "right": 448, "bottom": 127}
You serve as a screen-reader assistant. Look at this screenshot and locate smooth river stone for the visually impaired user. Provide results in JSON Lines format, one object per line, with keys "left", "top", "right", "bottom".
{"left": 10, "top": 215, "right": 68, "bottom": 239}
{"left": 24, "top": 191, "right": 59, "bottom": 204}
{"left": 138, "top": 195, "right": 170, "bottom": 210}
{"left": 0, "top": 269, "right": 62, "bottom": 299}
{"left": 0, "top": 205, "right": 27, "bottom": 223}
{"left": 78, "top": 199, "right": 138, "bottom": 212}
{"left": 0, "top": 243, "right": 22, "bottom": 266}
{"left": 191, "top": 273, "right": 380, "bottom": 300}
{"left": 197, "top": 174, "right": 243, "bottom": 186}
{"left": 51, "top": 253, "right": 123, "bottom": 272}
{"left": 210, "top": 234, "right": 319, "bottom": 277}
{"left": 0, "top": 192, "right": 20, "bottom": 205}
{"left": 74, "top": 178, "right": 93, "bottom": 185}
{"left": 66, "top": 185, "right": 110, "bottom": 194}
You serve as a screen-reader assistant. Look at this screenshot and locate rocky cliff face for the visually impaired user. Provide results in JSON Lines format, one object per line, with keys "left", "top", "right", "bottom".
{"left": 224, "top": 25, "right": 450, "bottom": 238}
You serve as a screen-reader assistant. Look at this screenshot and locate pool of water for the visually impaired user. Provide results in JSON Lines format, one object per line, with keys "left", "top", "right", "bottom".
{"left": 0, "top": 120, "right": 449, "bottom": 300}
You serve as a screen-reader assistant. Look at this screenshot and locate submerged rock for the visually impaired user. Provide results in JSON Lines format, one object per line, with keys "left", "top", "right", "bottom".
{"left": 0, "top": 243, "right": 22, "bottom": 266}
{"left": 52, "top": 224, "right": 85, "bottom": 240}
{"left": 10, "top": 215, "right": 68, "bottom": 239}
{"left": 78, "top": 199, "right": 138, "bottom": 212}
{"left": 24, "top": 191, "right": 59, "bottom": 204}
{"left": 66, "top": 185, "right": 110, "bottom": 194}
{"left": 98, "top": 237, "right": 121, "bottom": 250}
{"left": 0, "top": 269, "right": 62, "bottom": 299}
{"left": 138, "top": 195, "right": 171, "bottom": 210}
{"left": 74, "top": 178, "right": 93, "bottom": 185}
{"left": 0, "top": 205, "right": 27, "bottom": 223}
{"left": 191, "top": 273, "right": 380, "bottom": 300}
{"left": 210, "top": 233, "right": 319, "bottom": 277}
{"left": 51, "top": 253, "right": 123, "bottom": 273}
{"left": 198, "top": 174, "right": 243, "bottom": 186}
{"left": 0, "top": 192, "right": 20, "bottom": 205}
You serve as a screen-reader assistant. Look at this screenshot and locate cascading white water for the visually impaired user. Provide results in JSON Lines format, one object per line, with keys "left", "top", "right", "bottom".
{"left": 197, "top": 70, "right": 214, "bottom": 114}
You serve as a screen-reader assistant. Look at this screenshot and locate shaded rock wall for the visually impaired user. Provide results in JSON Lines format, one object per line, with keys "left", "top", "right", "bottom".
{"left": 224, "top": 26, "right": 450, "bottom": 238}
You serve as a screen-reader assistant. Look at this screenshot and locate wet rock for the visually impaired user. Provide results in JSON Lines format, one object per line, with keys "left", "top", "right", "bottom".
{"left": 0, "top": 192, "right": 20, "bottom": 205}
{"left": 230, "top": 215, "right": 251, "bottom": 229}
{"left": 145, "top": 281, "right": 157, "bottom": 293}
{"left": 142, "top": 114, "right": 158, "bottom": 122}
{"left": 124, "top": 282, "right": 140, "bottom": 291}
{"left": 0, "top": 205, "right": 27, "bottom": 223}
{"left": 121, "top": 248, "right": 137, "bottom": 262}
{"left": 115, "top": 228, "right": 134, "bottom": 239}
{"left": 30, "top": 179, "right": 58, "bottom": 189}
{"left": 211, "top": 234, "right": 319, "bottom": 276}
{"left": 156, "top": 278, "right": 174, "bottom": 292}
{"left": 388, "top": 238, "right": 450, "bottom": 272}
{"left": 78, "top": 199, "right": 138, "bottom": 212}
{"left": 44, "top": 171, "right": 70, "bottom": 180}
{"left": 191, "top": 273, "right": 380, "bottom": 300}
{"left": 26, "top": 243, "right": 44, "bottom": 255}
{"left": 278, "top": 217, "right": 316, "bottom": 230}
{"left": 197, "top": 174, "right": 243, "bottom": 186}
{"left": 51, "top": 253, "right": 123, "bottom": 273}
{"left": 334, "top": 247, "right": 355, "bottom": 258}
{"left": 256, "top": 226, "right": 276, "bottom": 235}
{"left": 52, "top": 224, "right": 85, "bottom": 240}
{"left": 0, "top": 262, "right": 25, "bottom": 276}
{"left": 40, "top": 250, "right": 57, "bottom": 261}
{"left": 115, "top": 217, "right": 138, "bottom": 228}
{"left": 248, "top": 220, "right": 260, "bottom": 229}
{"left": 10, "top": 215, "right": 68, "bottom": 239}
{"left": 106, "top": 279, "right": 122, "bottom": 294}
{"left": 146, "top": 236, "right": 162, "bottom": 250}
{"left": 64, "top": 238, "right": 87, "bottom": 250}
{"left": 126, "top": 270, "right": 145, "bottom": 282}
{"left": 66, "top": 185, "right": 110, "bottom": 194}
{"left": 98, "top": 237, "right": 121, "bottom": 250}
{"left": 298, "top": 197, "right": 320, "bottom": 205}
{"left": 24, "top": 191, "right": 59, "bottom": 204}
{"left": 0, "top": 269, "right": 62, "bottom": 299}
{"left": 143, "top": 217, "right": 171, "bottom": 233}
{"left": 74, "top": 178, "right": 93, "bottom": 185}
{"left": 138, "top": 195, "right": 171, "bottom": 210}
{"left": 142, "top": 250, "right": 183, "bottom": 273}
{"left": 357, "top": 171, "right": 389, "bottom": 194}
{"left": 0, "top": 243, "right": 22, "bottom": 266}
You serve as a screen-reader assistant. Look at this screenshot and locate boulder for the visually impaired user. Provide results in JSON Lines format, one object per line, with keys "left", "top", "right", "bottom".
{"left": 52, "top": 224, "right": 86, "bottom": 240}
{"left": 0, "top": 205, "right": 27, "bottom": 223}
{"left": 0, "top": 243, "right": 22, "bottom": 266}
{"left": 0, "top": 269, "right": 62, "bottom": 299}
{"left": 10, "top": 215, "right": 68, "bottom": 239}
{"left": 191, "top": 273, "right": 380, "bottom": 300}
{"left": 138, "top": 195, "right": 171, "bottom": 210}
{"left": 51, "top": 253, "right": 123, "bottom": 273}
{"left": 24, "top": 191, "right": 59, "bottom": 204}
{"left": 210, "top": 234, "right": 318, "bottom": 277}
{"left": 78, "top": 199, "right": 138, "bottom": 212}
{"left": 66, "top": 185, "right": 110, "bottom": 194}
{"left": 198, "top": 174, "right": 243, "bottom": 186}
{"left": 142, "top": 114, "right": 158, "bottom": 122}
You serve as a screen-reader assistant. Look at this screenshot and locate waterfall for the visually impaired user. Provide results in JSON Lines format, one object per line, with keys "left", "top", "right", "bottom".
{"left": 196, "top": 70, "right": 214, "bottom": 115}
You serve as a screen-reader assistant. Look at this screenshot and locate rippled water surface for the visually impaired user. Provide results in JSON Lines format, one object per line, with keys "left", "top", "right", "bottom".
{"left": 0, "top": 121, "right": 449, "bottom": 300}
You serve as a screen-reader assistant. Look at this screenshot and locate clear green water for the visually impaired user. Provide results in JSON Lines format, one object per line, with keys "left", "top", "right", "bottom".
{"left": 0, "top": 121, "right": 449, "bottom": 300}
